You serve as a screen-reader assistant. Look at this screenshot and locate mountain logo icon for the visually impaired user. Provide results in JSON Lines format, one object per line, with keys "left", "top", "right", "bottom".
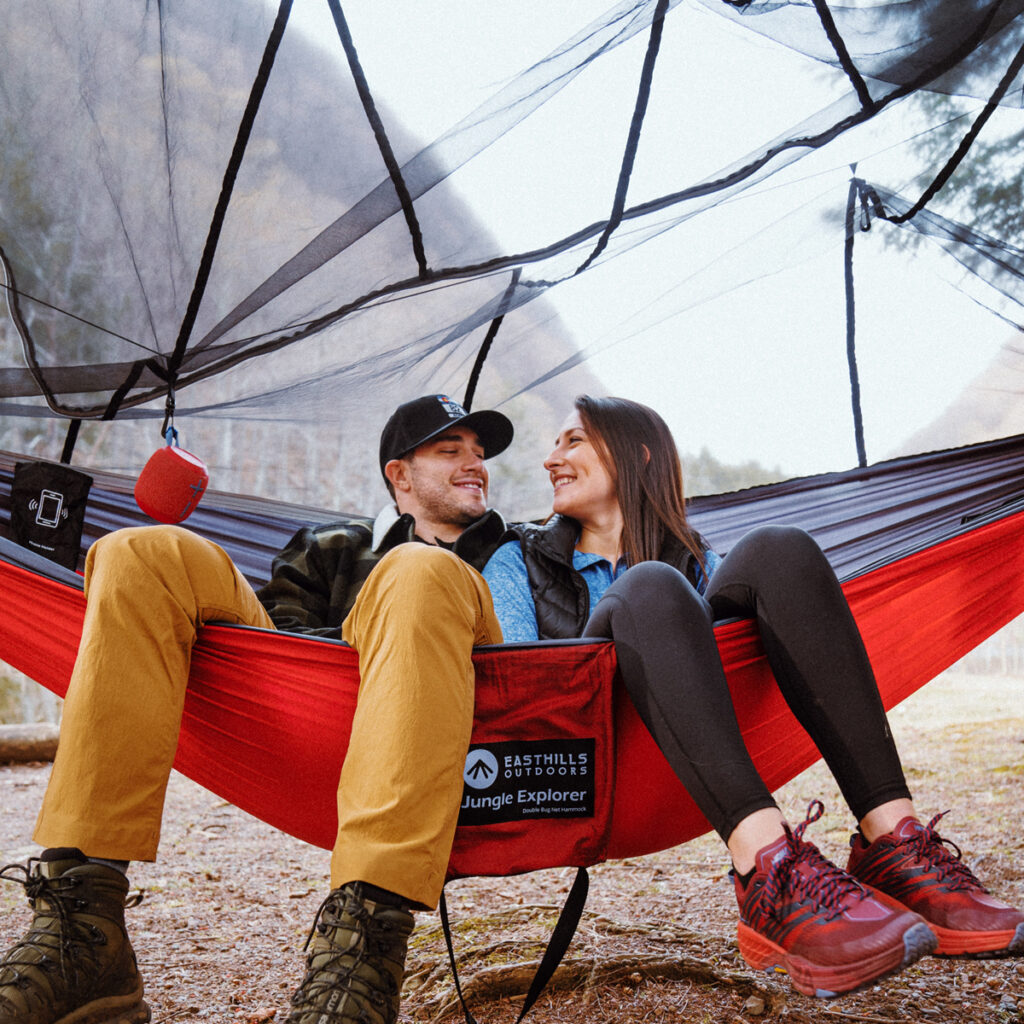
{"left": 463, "top": 749, "right": 499, "bottom": 790}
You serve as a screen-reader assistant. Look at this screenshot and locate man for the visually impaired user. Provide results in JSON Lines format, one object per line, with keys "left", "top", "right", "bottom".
{"left": 0, "top": 394, "right": 514, "bottom": 1024}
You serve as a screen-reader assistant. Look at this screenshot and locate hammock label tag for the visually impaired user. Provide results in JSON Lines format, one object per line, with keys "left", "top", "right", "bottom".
{"left": 458, "top": 738, "right": 595, "bottom": 826}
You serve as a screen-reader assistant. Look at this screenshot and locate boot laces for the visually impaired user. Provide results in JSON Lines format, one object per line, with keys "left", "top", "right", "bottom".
{"left": 0, "top": 860, "right": 104, "bottom": 992}
{"left": 763, "top": 800, "right": 867, "bottom": 921}
{"left": 901, "top": 811, "right": 986, "bottom": 892}
{"left": 291, "top": 888, "right": 401, "bottom": 1020}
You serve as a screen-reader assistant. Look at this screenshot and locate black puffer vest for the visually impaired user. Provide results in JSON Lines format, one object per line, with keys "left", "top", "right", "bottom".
{"left": 506, "top": 515, "right": 705, "bottom": 640}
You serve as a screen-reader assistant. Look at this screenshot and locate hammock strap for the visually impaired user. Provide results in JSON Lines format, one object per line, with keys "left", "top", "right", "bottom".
{"left": 166, "top": 0, "right": 293, "bottom": 385}
{"left": 872, "top": 34, "right": 1024, "bottom": 225}
{"left": 326, "top": 0, "right": 429, "bottom": 280}
{"left": 463, "top": 269, "right": 522, "bottom": 411}
{"left": 844, "top": 169, "right": 867, "bottom": 468}
{"left": 575, "top": 0, "right": 669, "bottom": 275}
{"left": 60, "top": 420, "right": 82, "bottom": 465}
{"left": 100, "top": 360, "right": 148, "bottom": 421}
{"left": 810, "top": 0, "right": 873, "bottom": 109}
{"left": 438, "top": 866, "right": 589, "bottom": 1024}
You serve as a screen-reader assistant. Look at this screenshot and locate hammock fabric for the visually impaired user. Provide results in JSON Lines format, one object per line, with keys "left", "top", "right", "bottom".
{"left": 1, "top": 434, "right": 1023, "bottom": 879}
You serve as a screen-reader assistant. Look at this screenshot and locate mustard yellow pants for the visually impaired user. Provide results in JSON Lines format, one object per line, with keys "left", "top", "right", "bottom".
{"left": 35, "top": 526, "right": 501, "bottom": 909}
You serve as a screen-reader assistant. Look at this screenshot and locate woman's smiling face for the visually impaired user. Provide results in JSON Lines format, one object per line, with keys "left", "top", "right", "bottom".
{"left": 543, "top": 410, "right": 619, "bottom": 522}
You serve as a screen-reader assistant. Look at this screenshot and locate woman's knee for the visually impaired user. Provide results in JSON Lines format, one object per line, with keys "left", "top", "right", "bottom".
{"left": 732, "top": 524, "right": 826, "bottom": 572}
{"left": 614, "top": 560, "right": 689, "bottom": 592}
{"left": 597, "top": 561, "right": 709, "bottom": 633}
{"left": 618, "top": 561, "right": 703, "bottom": 606}
{"left": 622, "top": 560, "right": 683, "bottom": 586}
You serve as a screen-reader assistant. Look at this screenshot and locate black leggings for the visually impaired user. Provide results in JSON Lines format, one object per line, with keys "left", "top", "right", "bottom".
{"left": 582, "top": 525, "right": 911, "bottom": 842}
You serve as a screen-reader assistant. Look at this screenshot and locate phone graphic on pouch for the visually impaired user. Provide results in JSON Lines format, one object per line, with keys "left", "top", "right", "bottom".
{"left": 34, "top": 489, "right": 65, "bottom": 528}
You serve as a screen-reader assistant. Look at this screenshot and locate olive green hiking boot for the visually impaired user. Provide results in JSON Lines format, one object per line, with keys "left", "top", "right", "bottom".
{"left": 0, "top": 848, "right": 149, "bottom": 1024}
{"left": 287, "top": 882, "right": 414, "bottom": 1024}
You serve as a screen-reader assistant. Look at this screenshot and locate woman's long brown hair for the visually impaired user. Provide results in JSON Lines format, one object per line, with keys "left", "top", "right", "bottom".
{"left": 575, "top": 395, "right": 705, "bottom": 567}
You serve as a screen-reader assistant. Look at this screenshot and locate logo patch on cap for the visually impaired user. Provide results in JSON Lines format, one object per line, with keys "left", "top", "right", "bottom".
{"left": 437, "top": 395, "right": 467, "bottom": 419}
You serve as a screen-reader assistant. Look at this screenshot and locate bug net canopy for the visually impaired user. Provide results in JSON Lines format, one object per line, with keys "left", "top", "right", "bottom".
{"left": 0, "top": 0, "right": 1022, "bottom": 516}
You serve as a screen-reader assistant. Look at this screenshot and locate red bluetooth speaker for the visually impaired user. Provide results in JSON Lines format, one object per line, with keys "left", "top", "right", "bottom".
{"left": 134, "top": 436, "right": 209, "bottom": 524}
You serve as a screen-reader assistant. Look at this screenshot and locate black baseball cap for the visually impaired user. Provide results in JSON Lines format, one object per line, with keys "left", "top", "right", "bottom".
{"left": 378, "top": 394, "right": 514, "bottom": 476}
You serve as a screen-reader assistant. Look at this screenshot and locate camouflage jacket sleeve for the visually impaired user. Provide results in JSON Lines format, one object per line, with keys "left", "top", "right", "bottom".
{"left": 255, "top": 517, "right": 378, "bottom": 638}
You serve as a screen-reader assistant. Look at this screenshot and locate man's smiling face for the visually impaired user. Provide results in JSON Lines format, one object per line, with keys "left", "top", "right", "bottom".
{"left": 386, "top": 426, "right": 488, "bottom": 543}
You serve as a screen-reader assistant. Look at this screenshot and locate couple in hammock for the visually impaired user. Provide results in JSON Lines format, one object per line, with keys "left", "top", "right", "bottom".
{"left": 1, "top": 392, "right": 1020, "bottom": 1024}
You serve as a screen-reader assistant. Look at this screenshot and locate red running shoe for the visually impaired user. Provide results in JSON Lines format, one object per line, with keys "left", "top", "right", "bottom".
{"left": 735, "top": 801, "right": 937, "bottom": 998}
{"left": 847, "top": 813, "right": 1024, "bottom": 956}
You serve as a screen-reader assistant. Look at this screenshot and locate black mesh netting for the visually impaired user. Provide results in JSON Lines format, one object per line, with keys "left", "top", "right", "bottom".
{"left": 1, "top": 0, "right": 1022, "bottom": 512}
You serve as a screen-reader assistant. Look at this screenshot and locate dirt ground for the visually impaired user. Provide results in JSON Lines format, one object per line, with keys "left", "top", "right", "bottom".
{"left": 1, "top": 671, "right": 1021, "bottom": 1024}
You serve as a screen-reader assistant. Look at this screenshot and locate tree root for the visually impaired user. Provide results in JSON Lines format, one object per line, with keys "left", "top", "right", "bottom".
{"left": 411, "top": 951, "right": 781, "bottom": 1021}
{"left": 404, "top": 906, "right": 781, "bottom": 1021}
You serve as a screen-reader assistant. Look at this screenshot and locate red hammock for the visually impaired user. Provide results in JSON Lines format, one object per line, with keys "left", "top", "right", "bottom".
{"left": 1, "top": 505, "right": 1021, "bottom": 880}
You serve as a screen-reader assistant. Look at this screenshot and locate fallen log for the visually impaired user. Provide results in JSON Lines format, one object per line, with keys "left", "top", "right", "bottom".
{"left": 0, "top": 723, "right": 59, "bottom": 763}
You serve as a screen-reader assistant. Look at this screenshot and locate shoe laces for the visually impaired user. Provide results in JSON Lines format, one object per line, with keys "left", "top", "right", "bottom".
{"left": 898, "top": 811, "right": 987, "bottom": 893}
{"left": 301, "top": 887, "right": 375, "bottom": 955}
{"left": 291, "top": 888, "right": 399, "bottom": 1018}
{"left": 763, "top": 800, "right": 867, "bottom": 921}
{"left": 0, "top": 860, "right": 103, "bottom": 992}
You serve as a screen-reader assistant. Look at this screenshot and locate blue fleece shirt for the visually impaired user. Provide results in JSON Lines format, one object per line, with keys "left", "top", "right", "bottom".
{"left": 483, "top": 541, "right": 721, "bottom": 643}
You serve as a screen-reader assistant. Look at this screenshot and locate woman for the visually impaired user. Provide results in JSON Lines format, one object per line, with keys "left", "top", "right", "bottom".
{"left": 483, "top": 395, "right": 1023, "bottom": 998}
